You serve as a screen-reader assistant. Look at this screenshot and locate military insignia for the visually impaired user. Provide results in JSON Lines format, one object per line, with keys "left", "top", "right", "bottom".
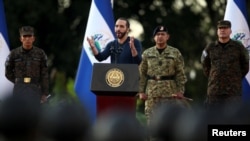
{"left": 160, "top": 26, "right": 164, "bottom": 31}
{"left": 105, "top": 68, "right": 124, "bottom": 87}
{"left": 202, "top": 50, "right": 207, "bottom": 57}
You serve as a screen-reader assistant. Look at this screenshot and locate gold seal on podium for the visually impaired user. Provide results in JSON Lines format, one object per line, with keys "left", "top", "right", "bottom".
{"left": 106, "top": 68, "right": 124, "bottom": 87}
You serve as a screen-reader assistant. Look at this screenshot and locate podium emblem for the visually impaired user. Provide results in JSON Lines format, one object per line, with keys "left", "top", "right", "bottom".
{"left": 106, "top": 68, "right": 124, "bottom": 87}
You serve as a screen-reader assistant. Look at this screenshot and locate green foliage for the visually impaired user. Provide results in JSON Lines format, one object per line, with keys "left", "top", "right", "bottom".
{"left": 49, "top": 71, "right": 79, "bottom": 105}
{"left": 136, "top": 98, "right": 147, "bottom": 125}
{"left": 136, "top": 110, "right": 147, "bottom": 126}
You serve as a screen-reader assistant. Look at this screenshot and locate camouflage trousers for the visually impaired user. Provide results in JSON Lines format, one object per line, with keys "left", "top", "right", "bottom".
{"left": 13, "top": 83, "right": 42, "bottom": 103}
{"left": 205, "top": 95, "right": 242, "bottom": 110}
{"left": 145, "top": 97, "right": 190, "bottom": 125}
{"left": 144, "top": 97, "right": 190, "bottom": 141}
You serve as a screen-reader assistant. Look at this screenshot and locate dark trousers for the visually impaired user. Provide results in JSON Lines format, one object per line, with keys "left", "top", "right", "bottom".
{"left": 13, "top": 83, "right": 41, "bottom": 104}
{"left": 205, "top": 95, "right": 242, "bottom": 110}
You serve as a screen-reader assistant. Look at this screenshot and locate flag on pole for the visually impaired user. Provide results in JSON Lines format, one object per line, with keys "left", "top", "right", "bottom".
{"left": 74, "top": 0, "right": 115, "bottom": 121}
{"left": 0, "top": 0, "right": 13, "bottom": 100}
{"left": 224, "top": 0, "right": 250, "bottom": 101}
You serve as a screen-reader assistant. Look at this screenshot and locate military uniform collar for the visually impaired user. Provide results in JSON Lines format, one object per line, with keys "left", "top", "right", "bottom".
{"left": 21, "top": 46, "right": 33, "bottom": 52}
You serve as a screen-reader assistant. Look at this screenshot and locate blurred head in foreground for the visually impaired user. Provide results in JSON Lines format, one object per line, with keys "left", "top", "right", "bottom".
{"left": 0, "top": 96, "right": 41, "bottom": 141}
{"left": 90, "top": 109, "right": 146, "bottom": 141}
{"left": 39, "top": 102, "right": 91, "bottom": 141}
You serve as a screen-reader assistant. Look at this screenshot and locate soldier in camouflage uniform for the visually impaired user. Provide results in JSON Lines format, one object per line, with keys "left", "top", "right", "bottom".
{"left": 201, "top": 20, "right": 249, "bottom": 109}
{"left": 5, "top": 26, "right": 49, "bottom": 103}
{"left": 138, "top": 26, "right": 187, "bottom": 127}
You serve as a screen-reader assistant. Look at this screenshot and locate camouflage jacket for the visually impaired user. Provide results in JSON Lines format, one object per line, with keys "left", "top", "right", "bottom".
{"left": 5, "top": 46, "right": 49, "bottom": 95}
{"left": 201, "top": 39, "right": 249, "bottom": 95}
{"left": 139, "top": 45, "right": 187, "bottom": 98}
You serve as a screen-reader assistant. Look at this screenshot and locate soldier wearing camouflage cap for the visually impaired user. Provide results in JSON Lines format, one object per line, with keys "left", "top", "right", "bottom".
{"left": 201, "top": 20, "right": 249, "bottom": 109}
{"left": 138, "top": 25, "right": 187, "bottom": 139}
{"left": 5, "top": 26, "right": 49, "bottom": 104}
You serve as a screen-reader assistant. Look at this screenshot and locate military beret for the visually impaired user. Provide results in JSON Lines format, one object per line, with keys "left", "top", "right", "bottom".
{"left": 19, "top": 26, "right": 34, "bottom": 36}
{"left": 217, "top": 20, "right": 231, "bottom": 28}
{"left": 153, "top": 25, "right": 168, "bottom": 37}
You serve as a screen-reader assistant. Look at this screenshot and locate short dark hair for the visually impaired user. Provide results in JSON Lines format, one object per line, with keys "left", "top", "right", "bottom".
{"left": 117, "top": 17, "right": 130, "bottom": 28}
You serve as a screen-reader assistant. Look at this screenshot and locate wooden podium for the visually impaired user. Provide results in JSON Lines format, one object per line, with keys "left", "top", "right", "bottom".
{"left": 91, "top": 63, "right": 139, "bottom": 116}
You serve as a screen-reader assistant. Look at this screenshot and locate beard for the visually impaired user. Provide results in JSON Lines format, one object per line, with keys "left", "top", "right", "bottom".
{"left": 116, "top": 31, "right": 127, "bottom": 39}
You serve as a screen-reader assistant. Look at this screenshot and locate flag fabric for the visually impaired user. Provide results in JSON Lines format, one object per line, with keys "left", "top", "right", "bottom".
{"left": 74, "top": 0, "right": 115, "bottom": 121}
{"left": 0, "top": 0, "right": 13, "bottom": 100}
{"left": 224, "top": 0, "right": 250, "bottom": 101}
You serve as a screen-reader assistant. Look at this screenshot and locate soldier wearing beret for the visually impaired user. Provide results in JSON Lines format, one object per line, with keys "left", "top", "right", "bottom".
{"left": 138, "top": 25, "right": 187, "bottom": 132}
{"left": 5, "top": 26, "right": 49, "bottom": 104}
{"left": 201, "top": 20, "right": 249, "bottom": 109}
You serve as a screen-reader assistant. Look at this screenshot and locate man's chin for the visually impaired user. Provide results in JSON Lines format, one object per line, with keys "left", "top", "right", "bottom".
{"left": 116, "top": 34, "right": 122, "bottom": 38}
{"left": 156, "top": 41, "right": 165, "bottom": 44}
{"left": 116, "top": 33, "right": 126, "bottom": 39}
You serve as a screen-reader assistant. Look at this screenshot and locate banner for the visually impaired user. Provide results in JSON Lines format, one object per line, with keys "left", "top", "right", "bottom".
{"left": 224, "top": 0, "right": 250, "bottom": 101}
{"left": 0, "top": 0, "right": 13, "bottom": 100}
{"left": 74, "top": 0, "right": 115, "bottom": 121}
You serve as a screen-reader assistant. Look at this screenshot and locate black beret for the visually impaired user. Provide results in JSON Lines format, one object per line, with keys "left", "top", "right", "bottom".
{"left": 153, "top": 26, "right": 168, "bottom": 37}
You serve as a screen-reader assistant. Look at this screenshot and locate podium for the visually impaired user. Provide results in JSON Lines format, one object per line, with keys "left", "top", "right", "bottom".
{"left": 91, "top": 63, "right": 139, "bottom": 116}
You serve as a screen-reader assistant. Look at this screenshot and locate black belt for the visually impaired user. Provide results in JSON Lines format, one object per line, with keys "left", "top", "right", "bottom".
{"left": 15, "top": 77, "right": 40, "bottom": 84}
{"left": 147, "top": 75, "right": 175, "bottom": 80}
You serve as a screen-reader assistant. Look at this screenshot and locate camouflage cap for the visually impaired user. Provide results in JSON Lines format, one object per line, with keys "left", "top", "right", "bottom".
{"left": 217, "top": 20, "right": 231, "bottom": 28}
{"left": 19, "top": 26, "right": 34, "bottom": 36}
{"left": 153, "top": 25, "right": 168, "bottom": 37}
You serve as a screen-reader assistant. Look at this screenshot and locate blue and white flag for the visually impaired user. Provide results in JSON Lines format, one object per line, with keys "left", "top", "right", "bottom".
{"left": 74, "top": 0, "right": 115, "bottom": 121}
{"left": 224, "top": 0, "right": 250, "bottom": 100}
{"left": 0, "top": 0, "right": 13, "bottom": 100}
